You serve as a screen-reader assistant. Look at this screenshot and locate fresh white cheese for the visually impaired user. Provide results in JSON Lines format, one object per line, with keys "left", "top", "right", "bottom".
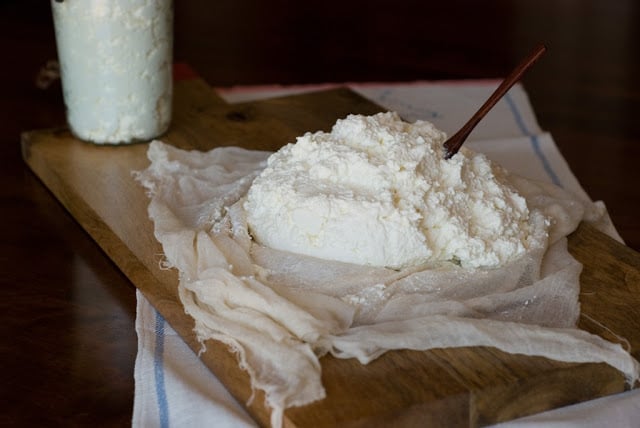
{"left": 244, "top": 112, "right": 547, "bottom": 269}
{"left": 51, "top": 0, "right": 173, "bottom": 144}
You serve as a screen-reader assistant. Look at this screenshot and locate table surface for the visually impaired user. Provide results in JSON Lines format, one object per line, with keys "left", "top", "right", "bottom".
{"left": 1, "top": 1, "right": 639, "bottom": 426}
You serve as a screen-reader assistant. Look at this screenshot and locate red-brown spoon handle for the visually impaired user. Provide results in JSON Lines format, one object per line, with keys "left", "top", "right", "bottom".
{"left": 443, "top": 43, "right": 547, "bottom": 159}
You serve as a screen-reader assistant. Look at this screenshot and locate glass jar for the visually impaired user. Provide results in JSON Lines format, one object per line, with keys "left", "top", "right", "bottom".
{"left": 51, "top": 0, "right": 173, "bottom": 144}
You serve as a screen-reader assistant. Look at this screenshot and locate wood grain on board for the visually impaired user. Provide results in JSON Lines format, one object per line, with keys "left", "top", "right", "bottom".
{"left": 21, "top": 78, "right": 640, "bottom": 427}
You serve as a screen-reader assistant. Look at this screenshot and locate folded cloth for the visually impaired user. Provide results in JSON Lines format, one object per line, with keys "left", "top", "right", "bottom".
{"left": 133, "top": 289, "right": 257, "bottom": 428}
{"left": 133, "top": 81, "right": 635, "bottom": 427}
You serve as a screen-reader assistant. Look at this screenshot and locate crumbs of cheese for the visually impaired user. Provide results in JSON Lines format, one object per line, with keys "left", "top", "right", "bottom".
{"left": 244, "top": 112, "right": 547, "bottom": 269}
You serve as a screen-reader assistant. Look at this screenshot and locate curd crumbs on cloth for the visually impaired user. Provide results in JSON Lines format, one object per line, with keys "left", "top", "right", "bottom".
{"left": 244, "top": 112, "right": 549, "bottom": 269}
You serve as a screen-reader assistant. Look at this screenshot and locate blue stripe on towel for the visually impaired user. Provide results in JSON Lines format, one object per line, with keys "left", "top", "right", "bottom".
{"left": 504, "top": 92, "right": 562, "bottom": 187}
{"left": 154, "top": 310, "right": 170, "bottom": 428}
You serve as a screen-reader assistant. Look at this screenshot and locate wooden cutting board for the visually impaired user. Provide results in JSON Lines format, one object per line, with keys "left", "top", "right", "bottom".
{"left": 21, "top": 78, "right": 640, "bottom": 427}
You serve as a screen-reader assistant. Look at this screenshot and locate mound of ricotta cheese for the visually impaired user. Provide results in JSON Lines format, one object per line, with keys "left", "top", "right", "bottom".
{"left": 244, "top": 112, "right": 545, "bottom": 269}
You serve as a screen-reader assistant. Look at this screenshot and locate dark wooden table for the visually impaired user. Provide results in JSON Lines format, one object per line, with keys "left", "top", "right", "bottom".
{"left": 1, "top": 1, "right": 639, "bottom": 426}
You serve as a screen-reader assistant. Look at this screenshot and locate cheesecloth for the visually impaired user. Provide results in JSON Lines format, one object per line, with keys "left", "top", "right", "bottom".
{"left": 136, "top": 140, "right": 638, "bottom": 428}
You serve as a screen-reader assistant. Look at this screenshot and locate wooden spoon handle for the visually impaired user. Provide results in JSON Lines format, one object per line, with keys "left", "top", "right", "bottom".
{"left": 443, "top": 43, "right": 547, "bottom": 159}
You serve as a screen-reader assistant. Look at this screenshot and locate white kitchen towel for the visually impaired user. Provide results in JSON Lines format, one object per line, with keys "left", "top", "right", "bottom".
{"left": 132, "top": 80, "right": 634, "bottom": 427}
